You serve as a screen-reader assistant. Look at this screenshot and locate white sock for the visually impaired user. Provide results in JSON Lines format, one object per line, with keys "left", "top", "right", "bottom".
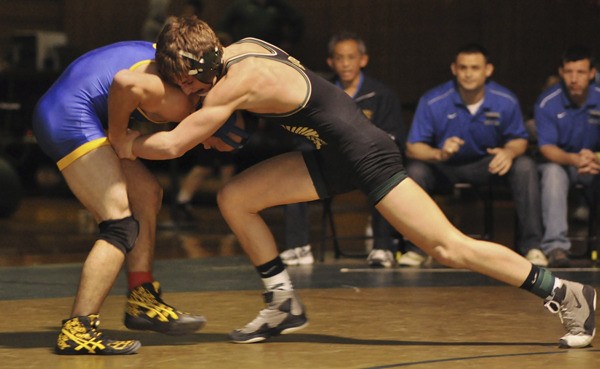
{"left": 545, "top": 278, "right": 565, "bottom": 302}
{"left": 553, "top": 278, "right": 564, "bottom": 292}
{"left": 262, "top": 270, "right": 293, "bottom": 291}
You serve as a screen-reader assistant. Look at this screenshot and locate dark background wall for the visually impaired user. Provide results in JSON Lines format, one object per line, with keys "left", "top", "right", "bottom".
{"left": 0, "top": 0, "right": 599, "bottom": 111}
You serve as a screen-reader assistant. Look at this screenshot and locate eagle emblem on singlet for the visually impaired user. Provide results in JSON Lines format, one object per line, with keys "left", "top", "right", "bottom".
{"left": 281, "top": 125, "right": 326, "bottom": 149}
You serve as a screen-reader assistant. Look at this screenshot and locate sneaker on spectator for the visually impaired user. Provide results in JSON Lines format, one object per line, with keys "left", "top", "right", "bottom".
{"left": 398, "top": 250, "right": 427, "bottom": 267}
{"left": 544, "top": 280, "right": 596, "bottom": 348}
{"left": 525, "top": 248, "right": 548, "bottom": 267}
{"left": 280, "top": 245, "right": 314, "bottom": 266}
{"left": 548, "top": 248, "right": 570, "bottom": 268}
{"left": 367, "top": 249, "right": 395, "bottom": 268}
{"left": 572, "top": 204, "right": 590, "bottom": 223}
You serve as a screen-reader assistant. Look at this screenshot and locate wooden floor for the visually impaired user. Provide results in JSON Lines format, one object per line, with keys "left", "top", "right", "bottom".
{"left": 1, "top": 287, "right": 599, "bottom": 369}
{"left": 0, "top": 194, "right": 599, "bottom": 368}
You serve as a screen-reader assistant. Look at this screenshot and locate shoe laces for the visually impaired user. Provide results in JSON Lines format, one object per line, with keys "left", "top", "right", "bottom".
{"left": 240, "top": 303, "right": 283, "bottom": 332}
{"left": 545, "top": 295, "right": 583, "bottom": 335}
{"left": 57, "top": 316, "right": 108, "bottom": 353}
{"left": 64, "top": 315, "right": 102, "bottom": 339}
{"left": 89, "top": 317, "right": 102, "bottom": 336}
{"left": 129, "top": 285, "right": 180, "bottom": 321}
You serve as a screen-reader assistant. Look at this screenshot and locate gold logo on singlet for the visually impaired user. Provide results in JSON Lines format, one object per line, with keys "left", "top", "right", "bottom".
{"left": 362, "top": 109, "right": 373, "bottom": 120}
{"left": 281, "top": 125, "right": 326, "bottom": 149}
{"left": 287, "top": 56, "right": 305, "bottom": 70}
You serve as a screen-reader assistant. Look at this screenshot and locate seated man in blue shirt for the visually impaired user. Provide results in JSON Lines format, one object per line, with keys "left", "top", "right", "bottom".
{"left": 535, "top": 45, "right": 600, "bottom": 268}
{"left": 403, "top": 43, "right": 544, "bottom": 267}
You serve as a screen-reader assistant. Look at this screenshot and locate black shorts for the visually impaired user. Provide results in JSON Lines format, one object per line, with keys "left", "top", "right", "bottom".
{"left": 302, "top": 127, "right": 407, "bottom": 205}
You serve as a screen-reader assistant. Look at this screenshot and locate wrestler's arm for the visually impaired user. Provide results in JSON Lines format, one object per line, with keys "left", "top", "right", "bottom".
{"left": 108, "top": 70, "right": 168, "bottom": 156}
{"left": 133, "top": 104, "right": 236, "bottom": 159}
{"left": 131, "top": 73, "right": 246, "bottom": 161}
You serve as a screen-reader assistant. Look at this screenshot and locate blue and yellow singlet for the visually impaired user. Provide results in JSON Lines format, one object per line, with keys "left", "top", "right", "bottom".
{"left": 32, "top": 41, "right": 159, "bottom": 170}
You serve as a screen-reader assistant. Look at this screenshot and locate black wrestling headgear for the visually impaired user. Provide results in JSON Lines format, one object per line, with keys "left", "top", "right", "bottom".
{"left": 179, "top": 46, "right": 223, "bottom": 85}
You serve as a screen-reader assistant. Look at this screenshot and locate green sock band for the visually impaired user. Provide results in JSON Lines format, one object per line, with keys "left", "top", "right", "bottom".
{"left": 520, "top": 264, "right": 556, "bottom": 299}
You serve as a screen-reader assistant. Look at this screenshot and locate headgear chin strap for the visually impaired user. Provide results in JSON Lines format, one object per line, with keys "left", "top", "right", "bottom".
{"left": 179, "top": 46, "right": 223, "bottom": 85}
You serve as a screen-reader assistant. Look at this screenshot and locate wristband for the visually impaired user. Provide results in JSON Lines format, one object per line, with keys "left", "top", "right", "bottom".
{"left": 214, "top": 114, "right": 251, "bottom": 150}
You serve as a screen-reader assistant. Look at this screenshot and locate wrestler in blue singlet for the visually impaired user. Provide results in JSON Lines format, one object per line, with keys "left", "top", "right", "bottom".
{"left": 32, "top": 41, "right": 163, "bottom": 170}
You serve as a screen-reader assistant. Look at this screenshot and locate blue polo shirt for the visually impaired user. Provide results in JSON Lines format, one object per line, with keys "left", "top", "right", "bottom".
{"left": 408, "top": 80, "right": 526, "bottom": 164}
{"left": 534, "top": 81, "right": 600, "bottom": 152}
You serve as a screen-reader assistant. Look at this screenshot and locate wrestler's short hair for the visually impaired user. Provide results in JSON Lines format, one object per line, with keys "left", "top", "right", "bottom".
{"left": 156, "top": 15, "right": 223, "bottom": 84}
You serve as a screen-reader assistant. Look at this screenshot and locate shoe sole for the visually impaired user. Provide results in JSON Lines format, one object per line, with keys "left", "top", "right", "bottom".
{"left": 55, "top": 340, "right": 142, "bottom": 355}
{"left": 230, "top": 321, "right": 309, "bottom": 344}
{"left": 369, "top": 262, "right": 393, "bottom": 268}
{"left": 398, "top": 262, "right": 423, "bottom": 267}
{"left": 280, "top": 320, "right": 309, "bottom": 334}
{"left": 281, "top": 257, "right": 300, "bottom": 266}
{"left": 125, "top": 316, "right": 206, "bottom": 336}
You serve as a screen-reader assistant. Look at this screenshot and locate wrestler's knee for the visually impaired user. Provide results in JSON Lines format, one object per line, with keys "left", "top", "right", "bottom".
{"left": 428, "top": 234, "right": 472, "bottom": 268}
{"left": 217, "top": 182, "right": 241, "bottom": 215}
{"left": 98, "top": 215, "right": 139, "bottom": 254}
{"left": 218, "top": 180, "right": 268, "bottom": 215}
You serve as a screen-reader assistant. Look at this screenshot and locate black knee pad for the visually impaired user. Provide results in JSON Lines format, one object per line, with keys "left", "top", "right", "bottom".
{"left": 98, "top": 215, "right": 139, "bottom": 254}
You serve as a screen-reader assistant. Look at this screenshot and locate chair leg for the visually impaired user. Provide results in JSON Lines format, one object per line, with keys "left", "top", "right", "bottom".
{"left": 319, "top": 199, "right": 329, "bottom": 262}
{"left": 320, "top": 198, "right": 342, "bottom": 261}
{"left": 452, "top": 182, "right": 494, "bottom": 241}
{"left": 587, "top": 194, "right": 598, "bottom": 264}
{"left": 483, "top": 183, "right": 494, "bottom": 240}
{"left": 328, "top": 206, "right": 342, "bottom": 259}
{"left": 320, "top": 197, "right": 371, "bottom": 260}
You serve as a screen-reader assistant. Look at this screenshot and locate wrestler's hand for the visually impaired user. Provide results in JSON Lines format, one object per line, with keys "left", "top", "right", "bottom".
{"left": 202, "top": 136, "right": 236, "bottom": 152}
{"left": 111, "top": 129, "right": 141, "bottom": 160}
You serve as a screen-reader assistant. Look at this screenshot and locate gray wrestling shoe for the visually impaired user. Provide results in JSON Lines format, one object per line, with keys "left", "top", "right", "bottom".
{"left": 229, "top": 290, "right": 308, "bottom": 343}
{"left": 544, "top": 280, "right": 597, "bottom": 348}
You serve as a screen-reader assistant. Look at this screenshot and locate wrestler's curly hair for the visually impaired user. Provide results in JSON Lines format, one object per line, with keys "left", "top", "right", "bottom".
{"left": 155, "top": 15, "right": 223, "bottom": 84}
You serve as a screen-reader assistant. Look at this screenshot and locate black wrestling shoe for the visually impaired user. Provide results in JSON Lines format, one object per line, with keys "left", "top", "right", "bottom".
{"left": 125, "top": 281, "right": 206, "bottom": 335}
{"left": 56, "top": 314, "right": 140, "bottom": 355}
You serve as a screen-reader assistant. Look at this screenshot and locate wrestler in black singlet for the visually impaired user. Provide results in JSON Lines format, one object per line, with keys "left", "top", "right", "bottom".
{"left": 224, "top": 38, "right": 407, "bottom": 204}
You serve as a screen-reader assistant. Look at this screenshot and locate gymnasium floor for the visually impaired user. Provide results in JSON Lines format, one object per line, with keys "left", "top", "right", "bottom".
{"left": 1, "top": 194, "right": 599, "bottom": 368}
